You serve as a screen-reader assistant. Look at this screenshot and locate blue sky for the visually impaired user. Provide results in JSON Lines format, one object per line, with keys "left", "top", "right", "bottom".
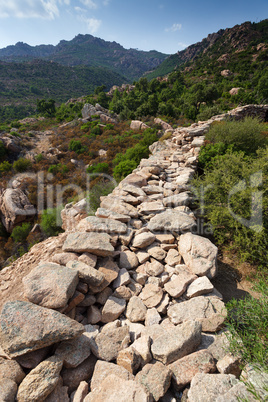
{"left": 0, "top": 0, "right": 267, "bottom": 54}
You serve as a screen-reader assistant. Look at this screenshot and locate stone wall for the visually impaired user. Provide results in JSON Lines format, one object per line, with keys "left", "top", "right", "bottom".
{"left": 0, "top": 105, "right": 267, "bottom": 401}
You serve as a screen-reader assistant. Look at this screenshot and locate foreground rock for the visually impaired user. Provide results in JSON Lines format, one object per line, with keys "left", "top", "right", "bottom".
{"left": 17, "top": 356, "right": 63, "bottom": 402}
{"left": 136, "top": 361, "right": 172, "bottom": 401}
{"left": 147, "top": 209, "right": 196, "bottom": 233}
{"left": 23, "top": 263, "right": 79, "bottom": 309}
{"left": 63, "top": 232, "right": 114, "bottom": 256}
{"left": 179, "top": 233, "right": 218, "bottom": 278}
{"left": 187, "top": 373, "right": 238, "bottom": 402}
{"left": 151, "top": 321, "right": 202, "bottom": 364}
{"left": 84, "top": 374, "right": 150, "bottom": 401}
{"left": 0, "top": 188, "right": 36, "bottom": 233}
{"left": 169, "top": 350, "right": 216, "bottom": 390}
{"left": 0, "top": 301, "right": 84, "bottom": 357}
{"left": 167, "top": 296, "right": 227, "bottom": 332}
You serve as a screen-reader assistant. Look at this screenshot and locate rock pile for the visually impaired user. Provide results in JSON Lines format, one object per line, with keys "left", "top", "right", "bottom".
{"left": 0, "top": 106, "right": 267, "bottom": 401}
{"left": 81, "top": 103, "right": 118, "bottom": 124}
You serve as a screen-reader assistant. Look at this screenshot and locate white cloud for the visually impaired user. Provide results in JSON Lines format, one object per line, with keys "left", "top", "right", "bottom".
{"left": 103, "top": 0, "right": 110, "bottom": 5}
{"left": 165, "top": 23, "right": 182, "bottom": 32}
{"left": 83, "top": 17, "right": 102, "bottom": 34}
{"left": 79, "top": 0, "right": 97, "bottom": 9}
{"left": 177, "top": 41, "right": 189, "bottom": 50}
{"left": 0, "top": 0, "right": 60, "bottom": 19}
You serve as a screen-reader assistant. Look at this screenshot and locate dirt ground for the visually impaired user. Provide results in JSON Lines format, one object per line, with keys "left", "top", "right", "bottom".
{"left": 212, "top": 252, "right": 262, "bottom": 303}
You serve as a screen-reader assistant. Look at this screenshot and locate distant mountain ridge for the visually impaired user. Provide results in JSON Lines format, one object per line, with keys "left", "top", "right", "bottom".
{"left": 0, "top": 34, "right": 168, "bottom": 81}
{"left": 146, "top": 19, "right": 268, "bottom": 79}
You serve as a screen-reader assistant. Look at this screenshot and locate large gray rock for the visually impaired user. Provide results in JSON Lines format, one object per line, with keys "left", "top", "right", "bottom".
{"left": 187, "top": 373, "right": 238, "bottom": 402}
{"left": 136, "top": 361, "right": 172, "bottom": 401}
{"left": 63, "top": 232, "right": 114, "bottom": 256}
{"left": 55, "top": 332, "right": 92, "bottom": 368}
{"left": 164, "top": 267, "right": 196, "bottom": 298}
{"left": 23, "top": 263, "right": 79, "bottom": 309}
{"left": 96, "top": 208, "right": 130, "bottom": 222}
{"left": 148, "top": 209, "right": 196, "bottom": 233}
{"left": 0, "top": 356, "right": 25, "bottom": 384}
{"left": 17, "top": 356, "right": 63, "bottom": 402}
{"left": 132, "top": 232, "right": 156, "bottom": 249}
{"left": 169, "top": 350, "right": 216, "bottom": 391}
{"left": 0, "top": 301, "right": 84, "bottom": 357}
{"left": 179, "top": 233, "right": 218, "bottom": 278}
{"left": 66, "top": 260, "right": 105, "bottom": 288}
{"left": 89, "top": 325, "right": 130, "bottom": 361}
{"left": 151, "top": 321, "right": 202, "bottom": 365}
{"left": 100, "top": 196, "right": 139, "bottom": 218}
{"left": 0, "top": 188, "right": 36, "bottom": 233}
{"left": 77, "top": 216, "right": 128, "bottom": 234}
{"left": 61, "top": 355, "right": 97, "bottom": 393}
{"left": 90, "top": 360, "right": 134, "bottom": 391}
{"left": 126, "top": 296, "right": 147, "bottom": 323}
{"left": 84, "top": 374, "right": 150, "bottom": 401}
{"left": 167, "top": 296, "right": 227, "bottom": 332}
{"left": 0, "top": 378, "right": 17, "bottom": 402}
{"left": 101, "top": 296, "right": 126, "bottom": 323}
{"left": 163, "top": 192, "right": 192, "bottom": 207}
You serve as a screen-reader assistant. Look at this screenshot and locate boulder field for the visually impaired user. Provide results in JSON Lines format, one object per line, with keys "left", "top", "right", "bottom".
{"left": 0, "top": 105, "right": 267, "bottom": 401}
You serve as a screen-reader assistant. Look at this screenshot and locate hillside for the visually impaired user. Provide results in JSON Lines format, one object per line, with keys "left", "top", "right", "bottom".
{"left": 146, "top": 19, "right": 268, "bottom": 79}
{"left": 0, "top": 34, "right": 168, "bottom": 81}
{"left": 0, "top": 59, "right": 126, "bottom": 108}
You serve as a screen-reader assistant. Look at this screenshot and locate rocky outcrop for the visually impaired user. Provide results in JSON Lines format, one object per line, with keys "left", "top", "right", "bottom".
{"left": 0, "top": 188, "right": 36, "bottom": 233}
{"left": 0, "top": 105, "right": 267, "bottom": 401}
{"left": 81, "top": 103, "right": 118, "bottom": 124}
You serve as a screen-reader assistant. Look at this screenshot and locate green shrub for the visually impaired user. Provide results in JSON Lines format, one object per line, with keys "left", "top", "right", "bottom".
{"left": 91, "top": 125, "right": 102, "bottom": 136}
{"left": 87, "top": 162, "right": 109, "bottom": 174}
{"left": 68, "top": 139, "right": 87, "bottom": 154}
{"left": 40, "top": 208, "right": 63, "bottom": 237}
{"left": 11, "top": 222, "right": 31, "bottom": 243}
{"left": 35, "top": 153, "right": 44, "bottom": 163}
{"left": 13, "top": 158, "right": 32, "bottom": 172}
{"left": 198, "top": 142, "right": 233, "bottom": 169}
{"left": 0, "top": 161, "right": 12, "bottom": 173}
{"left": 88, "top": 180, "right": 116, "bottom": 213}
{"left": 206, "top": 117, "right": 268, "bottom": 155}
{"left": 196, "top": 105, "right": 222, "bottom": 121}
{"left": 226, "top": 276, "right": 268, "bottom": 371}
{"left": 192, "top": 147, "right": 268, "bottom": 266}
{"left": 0, "top": 142, "right": 7, "bottom": 160}
{"left": 113, "top": 160, "right": 138, "bottom": 180}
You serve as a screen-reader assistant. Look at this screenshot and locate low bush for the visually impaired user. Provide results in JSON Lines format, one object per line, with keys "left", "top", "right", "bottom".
{"left": 0, "top": 161, "right": 12, "bottom": 173}
{"left": 206, "top": 117, "right": 268, "bottom": 155}
{"left": 226, "top": 277, "right": 268, "bottom": 371}
{"left": 40, "top": 208, "right": 63, "bottom": 237}
{"left": 11, "top": 222, "right": 31, "bottom": 243}
{"left": 13, "top": 158, "right": 32, "bottom": 172}
{"left": 192, "top": 147, "right": 268, "bottom": 267}
{"left": 87, "top": 162, "right": 109, "bottom": 174}
{"left": 113, "top": 159, "right": 138, "bottom": 180}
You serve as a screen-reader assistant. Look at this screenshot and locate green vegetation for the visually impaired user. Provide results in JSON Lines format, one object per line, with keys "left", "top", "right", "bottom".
{"left": 11, "top": 222, "right": 31, "bottom": 243}
{"left": 87, "top": 180, "right": 116, "bottom": 213}
{"left": 192, "top": 118, "right": 268, "bottom": 267}
{"left": 13, "top": 158, "right": 32, "bottom": 172}
{"left": 112, "top": 128, "right": 158, "bottom": 180}
{"left": 193, "top": 117, "right": 268, "bottom": 394}
{"left": 226, "top": 277, "right": 268, "bottom": 371}
{"left": 40, "top": 208, "right": 63, "bottom": 237}
{"left": 206, "top": 117, "right": 268, "bottom": 155}
{"left": 68, "top": 139, "right": 87, "bottom": 155}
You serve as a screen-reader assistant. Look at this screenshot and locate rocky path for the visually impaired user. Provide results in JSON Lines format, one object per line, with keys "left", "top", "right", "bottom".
{"left": 0, "top": 105, "right": 267, "bottom": 401}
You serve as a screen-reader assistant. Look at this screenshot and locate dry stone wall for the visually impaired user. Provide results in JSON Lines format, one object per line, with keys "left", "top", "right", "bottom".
{"left": 0, "top": 105, "right": 267, "bottom": 401}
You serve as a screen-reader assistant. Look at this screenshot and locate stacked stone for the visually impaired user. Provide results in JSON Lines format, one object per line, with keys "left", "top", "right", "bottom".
{"left": 0, "top": 113, "right": 267, "bottom": 401}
